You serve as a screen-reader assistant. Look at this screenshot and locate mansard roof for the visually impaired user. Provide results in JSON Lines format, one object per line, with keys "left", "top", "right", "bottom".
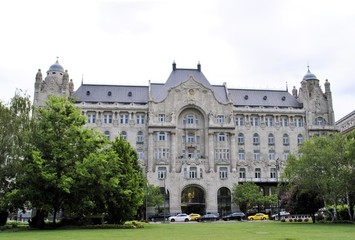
{"left": 229, "top": 88, "right": 302, "bottom": 108}
{"left": 73, "top": 84, "right": 149, "bottom": 103}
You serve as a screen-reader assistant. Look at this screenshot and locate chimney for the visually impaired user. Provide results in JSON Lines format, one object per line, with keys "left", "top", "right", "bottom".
{"left": 197, "top": 61, "right": 201, "bottom": 72}
{"left": 172, "top": 61, "right": 176, "bottom": 71}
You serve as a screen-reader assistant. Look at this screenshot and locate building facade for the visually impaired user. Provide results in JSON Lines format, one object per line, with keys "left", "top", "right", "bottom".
{"left": 34, "top": 60, "right": 337, "bottom": 216}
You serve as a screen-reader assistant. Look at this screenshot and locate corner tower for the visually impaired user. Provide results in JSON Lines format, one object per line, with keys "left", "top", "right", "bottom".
{"left": 298, "top": 66, "right": 336, "bottom": 136}
{"left": 33, "top": 58, "right": 74, "bottom": 108}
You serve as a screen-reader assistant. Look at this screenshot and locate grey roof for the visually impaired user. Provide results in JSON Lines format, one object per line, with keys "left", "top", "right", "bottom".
{"left": 73, "top": 84, "right": 149, "bottom": 103}
{"left": 151, "top": 68, "right": 228, "bottom": 103}
{"left": 303, "top": 68, "right": 318, "bottom": 81}
{"left": 229, "top": 89, "right": 302, "bottom": 108}
{"left": 48, "top": 59, "right": 64, "bottom": 73}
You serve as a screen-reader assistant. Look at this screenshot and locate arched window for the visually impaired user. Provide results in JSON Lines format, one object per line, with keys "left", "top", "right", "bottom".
{"left": 104, "top": 131, "right": 110, "bottom": 140}
{"left": 238, "top": 133, "right": 244, "bottom": 145}
{"left": 316, "top": 116, "right": 326, "bottom": 125}
{"left": 268, "top": 133, "right": 274, "bottom": 145}
{"left": 137, "top": 131, "right": 144, "bottom": 143}
{"left": 283, "top": 134, "right": 289, "bottom": 145}
{"left": 121, "top": 131, "right": 127, "bottom": 140}
{"left": 297, "top": 134, "right": 303, "bottom": 145}
{"left": 253, "top": 133, "right": 260, "bottom": 145}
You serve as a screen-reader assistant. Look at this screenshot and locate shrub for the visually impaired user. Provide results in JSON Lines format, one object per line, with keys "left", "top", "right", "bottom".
{"left": 289, "top": 219, "right": 293, "bottom": 222}
{"left": 304, "top": 218, "right": 309, "bottom": 222}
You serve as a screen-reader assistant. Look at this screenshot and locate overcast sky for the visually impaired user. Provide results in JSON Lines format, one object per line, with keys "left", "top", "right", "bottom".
{"left": 1, "top": 0, "right": 354, "bottom": 121}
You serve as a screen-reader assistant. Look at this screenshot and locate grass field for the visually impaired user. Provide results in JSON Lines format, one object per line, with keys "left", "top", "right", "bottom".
{"left": 1, "top": 221, "right": 354, "bottom": 240}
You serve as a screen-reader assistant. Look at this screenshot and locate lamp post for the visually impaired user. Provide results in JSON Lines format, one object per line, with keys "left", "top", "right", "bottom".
{"left": 145, "top": 182, "right": 149, "bottom": 222}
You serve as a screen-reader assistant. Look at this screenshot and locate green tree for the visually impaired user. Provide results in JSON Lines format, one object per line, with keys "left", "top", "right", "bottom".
{"left": 146, "top": 184, "right": 164, "bottom": 209}
{"left": 10, "top": 96, "right": 107, "bottom": 226}
{"left": 104, "top": 137, "right": 145, "bottom": 224}
{"left": 232, "top": 182, "right": 264, "bottom": 214}
{"left": 284, "top": 133, "right": 354, "bottom": 222}
{"left": 0, "top": 91, "right": 33, "bottom": 225}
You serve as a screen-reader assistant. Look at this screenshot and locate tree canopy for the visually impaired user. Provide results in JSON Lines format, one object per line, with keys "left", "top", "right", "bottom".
{"left": 284, "top": 132, "right": 355, "bottom": 222}
{"left": 5, "top": 96, "right": 145, "bottom": 226}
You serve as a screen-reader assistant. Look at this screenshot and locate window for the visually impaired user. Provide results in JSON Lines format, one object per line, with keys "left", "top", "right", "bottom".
{"left": 295, "top": 117, "right": 303, "bottom": 127}
{"left": 283, "top": 134, "right": 289, "bottom": 145}
{"left": 155, "top": 148, "right": 170, "bottom": 159}
{"left": 87, "top": 112, "right": 96, "bottom": 123}
{"left": 270, "top": 168, "right": 276, "bottom": 179}
{"left": 219, "top": 167, "right": 228, "bottom": 179}
{"left": 255, "top": 168, "right": 261, "bottom": 179}
{"left": 253, "top": 150, "right": 260, "bottom": 161}
{"left": 284, "top": 151, "right": 289, "bottom": 160}
{"left": 187, "top": 114, "right": 194, "bottom": 124}
{"left": 136, "top": 113, "right": 145, "bottom": 124}
{"left": 218, "top": 133, "right": 225, "bottom": 142}
{"left": 159, "top": 114, "right": 165, "bottom": 123}
{"left": 137, "top": 149, "right": 143, "bottom": 160}
{"left": 239, "top": 168, "right": 246, "bottom": 179}
{"left": 238, "top": 133, "right": 244, "bottom": 145}
{"left": 189, "top": 167, "right": 198, "bottom": 179}
{"left": 268, "top": 133, "right": 275, "bottom": 145}
{"left": 121, "top": 131, "right": 127, "bottom": 140}
{"left": 238, "top": 149, "right": 245, "bottom": 160}
{"left": 215, "top": 149, "right": 230, "bottom": 160}
{"left": 250, "top": 116, "right": 259, "bottom": 126}
{"left": 120, "top": 113, "right": 129, "bottom": 124}
{"left": 158, "top": 167, "right": 167, "bottom": 179}
{"left": 280, "top": 116, "right": 289, "bottom": 127}
{"left": 265, "top": 116, "right": 273, "bottom": 127}
{"left": 104, "top": 131, "right": 110, "bottom": 140}
{"left": 316, "top": 116, "right": 325, "bottom": 126}
{"left": 253, "top": 133, "right": 260, "bottom": 145}
{"left": 103, "top": 113, "right": 112, "bottom": 124}
{"left": 137, "top": 131, "right": 144, "bottom": 143}
{"left": 216, "top": 115, "right": 225, "bottom": 124}
{"left": 297, "top": 134, "right": 303, "bottom": 145}
{"left": 268, "top": 150, "right": 275, "bottom": 161}
{"left": 235, "top": 115, "right": 244, "bottom": 126}
{"left": 187, "top": 133, "right": 195, "bottom": 143}
{"left": 158, "top": 132, "right": 167, "bottom": 141}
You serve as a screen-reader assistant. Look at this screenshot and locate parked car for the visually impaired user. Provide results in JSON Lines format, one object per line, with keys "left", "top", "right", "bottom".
{"left": 248, "top": 213, "right": 269, "bottom": 220}
{"left": 222, "top": 211, "right": 245, "bottom": 221}
{"left": 271, "top": 211, "right": 290, "bottom": 220}
{"left": 149, "top": 212, "right": 170, "bottom": 222}
{"left": 189, "top": 213, "right": 201, "bottom": 221}
{"left": 197, "top": 213, "right": 219, "bottom": 222}
{"left": 168, "top": 213, "right": 190, "bottom": 222}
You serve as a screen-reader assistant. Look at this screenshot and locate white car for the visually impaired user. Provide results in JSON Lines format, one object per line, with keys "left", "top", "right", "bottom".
{"left": 168, "top": 213, "right": 191, "bottom": 222}
{"left": 271, "top": 211, "right": 290, "bottom": 220}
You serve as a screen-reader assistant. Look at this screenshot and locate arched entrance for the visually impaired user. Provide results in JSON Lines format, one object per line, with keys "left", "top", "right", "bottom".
{"left": 181, "top": 185, "right": 205, "bottom": 214}
{"left": 217, "top": 187, "right": 231, "bottom": 216}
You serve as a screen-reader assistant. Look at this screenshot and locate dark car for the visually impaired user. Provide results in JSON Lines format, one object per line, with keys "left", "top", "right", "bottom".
{"left": 148, "top": 212, "right": 170, "bottom": 222}
{"left": 197, "top": 213, "right": 219, "bottom": 222}
{"left": 222, "top": 211, "right": 245, "bottom": 221}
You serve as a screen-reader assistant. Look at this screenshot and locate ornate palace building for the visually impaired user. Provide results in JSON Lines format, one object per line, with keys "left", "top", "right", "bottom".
{"left": 34, "top": 59, "right": 337, "bottom": 216}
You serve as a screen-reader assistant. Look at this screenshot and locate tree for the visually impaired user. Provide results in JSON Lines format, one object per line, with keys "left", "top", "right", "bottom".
{"left": 9, "top": 96, "right": 107, "bottom": 226}
{"left": 284, "top": 133, "right": 355, "bottom": 222}
{"left": 104, "top": 137, "right": 145, "bottom": 224}
{"left": 146, "top": 184, "right": 164, "bottom": 209}
{"left": 232, "top": 182, "right": 264, "bottom": 214}
{"left": 0, "top": 91, "right": 33, "bottom": 225}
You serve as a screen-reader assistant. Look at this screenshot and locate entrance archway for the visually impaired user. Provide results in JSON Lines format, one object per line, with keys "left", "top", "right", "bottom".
{"left": 181, "top": 185, "right": 205, "bottom": 214}
{"left": 217, "top": 187, "right": 231, "bottom": 216}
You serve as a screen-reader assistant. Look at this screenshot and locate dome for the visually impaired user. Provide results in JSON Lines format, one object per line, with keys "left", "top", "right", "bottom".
{"left": 303, "top": 67, "right": 317, "bottom": 80}
{"left": 48, "top": 59, "right": 64, "bottom": 72}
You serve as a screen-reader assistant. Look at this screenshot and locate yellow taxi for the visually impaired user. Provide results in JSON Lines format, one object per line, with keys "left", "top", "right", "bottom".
{"left": 247, "top": 213, "right": 269, "bottom": 220}
{"left": 189, "top": 213, "right": 201, "bottom": 221}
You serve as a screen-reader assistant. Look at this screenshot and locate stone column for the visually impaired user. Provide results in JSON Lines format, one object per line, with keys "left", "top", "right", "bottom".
{"left": 230, "top": 132, "right": 236, "bottom": 172}
{"left": 147, "top": 131, "right": 154, "bottom": 172}
{"left": 208, "top": 132, "right": 214, "bottom": 172}
{"left": 170, "top": 131, "right": 176, "bottom": 172}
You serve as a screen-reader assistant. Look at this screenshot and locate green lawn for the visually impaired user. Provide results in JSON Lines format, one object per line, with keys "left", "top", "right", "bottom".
{"left": 2, "top": 221, "right": 354, "bottom": 240}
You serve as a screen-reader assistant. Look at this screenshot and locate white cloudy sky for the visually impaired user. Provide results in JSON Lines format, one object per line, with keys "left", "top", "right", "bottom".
{"left": 1, "top": 0, "right": 354, "bottom": 121}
